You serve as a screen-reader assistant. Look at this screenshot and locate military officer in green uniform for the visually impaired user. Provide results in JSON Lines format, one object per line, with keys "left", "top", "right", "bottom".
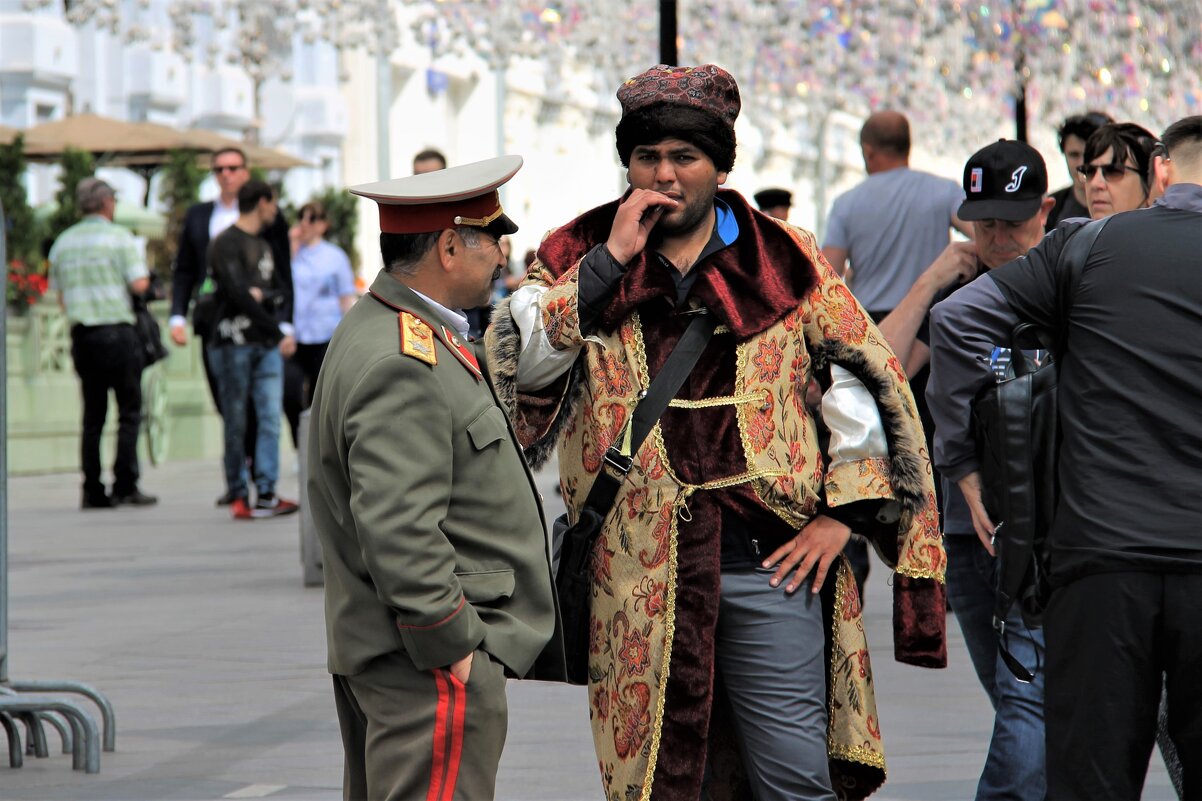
{"left": 307, "top": 155, "right": 561, "bottom": 801}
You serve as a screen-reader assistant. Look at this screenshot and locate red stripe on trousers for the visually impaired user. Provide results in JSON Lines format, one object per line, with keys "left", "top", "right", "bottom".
{"left": 425, "top": 670, "right": 451, "bottom": 801}
{"left": 440, "top": 671, "right": 468, "bottom": 801}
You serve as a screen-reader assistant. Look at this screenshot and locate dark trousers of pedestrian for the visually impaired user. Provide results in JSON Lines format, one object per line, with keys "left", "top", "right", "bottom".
{"left": 1044, "top": 571, "right": 1202, "bottom": 800}
{"left": 282, "top": 341, "right": 328, "bottom": 447}
{"left": 332, "top": 648, "right": 508, "bottom": 801}
{"left": 71, "top": 323, "right": 143, "bottom": 500}
{"left": 202, "top": 338, "right": 259, "bottom": 467}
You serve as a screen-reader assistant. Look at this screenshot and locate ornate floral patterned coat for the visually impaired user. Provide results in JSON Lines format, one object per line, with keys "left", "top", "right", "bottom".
{"left": 486, "top": 190, "right": 946, "bottom": 801}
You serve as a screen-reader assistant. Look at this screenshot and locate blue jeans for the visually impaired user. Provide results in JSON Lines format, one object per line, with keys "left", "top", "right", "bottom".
{"left": 207, "top": 343, "right": 283, "bottom": 499}
{"left": 945, "top": 534, "right": 1047, "bottom": 801}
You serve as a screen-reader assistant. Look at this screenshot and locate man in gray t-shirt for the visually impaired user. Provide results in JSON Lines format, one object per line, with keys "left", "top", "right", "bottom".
{"left": 822, "top": 111, "right": 970, "bottom": 316}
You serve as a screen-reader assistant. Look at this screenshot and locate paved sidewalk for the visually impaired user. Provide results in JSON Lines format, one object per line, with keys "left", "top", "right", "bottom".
{"left": 0, "top": 459, "right": 1174, "bottom": 800}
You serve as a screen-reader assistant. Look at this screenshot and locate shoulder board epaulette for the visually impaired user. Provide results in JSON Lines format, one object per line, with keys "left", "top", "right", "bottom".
{"left": 399, "top": 311, "right": 438, "bottom": 366}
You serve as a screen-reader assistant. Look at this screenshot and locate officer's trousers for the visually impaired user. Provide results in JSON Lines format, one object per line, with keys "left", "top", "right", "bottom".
{"left": 333, "top": 648, "right": 508, "bottom": 801}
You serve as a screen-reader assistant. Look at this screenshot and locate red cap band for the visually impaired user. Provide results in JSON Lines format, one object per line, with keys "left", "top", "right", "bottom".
{"left": 377, "top": 191, "right": 502, "bottom": 234}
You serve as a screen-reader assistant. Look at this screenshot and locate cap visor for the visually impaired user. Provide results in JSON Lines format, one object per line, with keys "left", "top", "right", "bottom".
{"left": 483, "top": 212, "right": 519, "bottom": 239}
{"left": 958, "top": 196, "right": 1043, "bottom": 222}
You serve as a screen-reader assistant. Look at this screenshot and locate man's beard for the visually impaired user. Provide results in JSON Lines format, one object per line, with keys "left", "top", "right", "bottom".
{"left": 655, "top": 186, "right": 717, "bottom": 237}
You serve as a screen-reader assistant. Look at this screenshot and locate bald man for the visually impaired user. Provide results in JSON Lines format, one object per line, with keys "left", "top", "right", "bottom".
{"left": 822, "top": 111, "right": 972, "bottom": 319}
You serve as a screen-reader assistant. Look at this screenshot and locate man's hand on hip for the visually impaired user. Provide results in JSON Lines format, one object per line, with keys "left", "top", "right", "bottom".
{"left": 763, "top": 515, "right": 853, "bottom": 595}
{"left": 605, "top": 189, "right": 677, "bottom": 265}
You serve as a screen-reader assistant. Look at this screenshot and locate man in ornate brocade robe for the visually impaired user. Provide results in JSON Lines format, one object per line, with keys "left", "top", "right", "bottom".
{"left": 487, "top": 64, "right": 947, "bottom": 801}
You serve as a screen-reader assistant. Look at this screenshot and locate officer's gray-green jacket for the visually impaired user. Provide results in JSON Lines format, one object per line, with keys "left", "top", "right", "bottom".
{"left": 307, "top": 272, "right": 559, "bottom": 679}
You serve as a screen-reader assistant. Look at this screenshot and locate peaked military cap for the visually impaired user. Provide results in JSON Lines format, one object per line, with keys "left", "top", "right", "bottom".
{"left": 350, "top": 155, "right": 522, "bottom": 238}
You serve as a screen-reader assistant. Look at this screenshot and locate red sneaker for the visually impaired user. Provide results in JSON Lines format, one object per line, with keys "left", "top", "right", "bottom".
{"left": 231, "top": 498, "right": 254, "bottom": 520}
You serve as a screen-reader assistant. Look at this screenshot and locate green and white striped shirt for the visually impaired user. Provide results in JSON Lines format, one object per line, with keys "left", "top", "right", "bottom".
{"left": 48, "top": 215, "right": 148, "bottom": 326}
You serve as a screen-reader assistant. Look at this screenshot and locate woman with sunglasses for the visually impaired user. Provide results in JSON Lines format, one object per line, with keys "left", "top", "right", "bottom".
{"left": 288, "top": 201, "right": 357, "bottom": 410}
{"left": 1078, "top": 122, "right": 1157, "bottom": 219}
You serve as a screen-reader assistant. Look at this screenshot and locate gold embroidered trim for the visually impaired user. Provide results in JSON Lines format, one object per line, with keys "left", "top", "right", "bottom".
{"left": 713, "top": 324, "right": 730, "bottom": 335}
{"left": 667, "top": 392, "right": 763, "bottom": 409}
{"left": 640, "top": 488, "right": 685, "bottom": 800}
{"left": 827, "top": 561, "right": 848, "bottom": 749}
{"left": 895, "top": 564, "right": 946, "bottom": 583}
{"left": 829, "top": 743, "right": 887, "bottom": 770}
{"left": 732, "top": 339, "right": 757, "bottom": 475}
{"left": 629, "top": 311, "right": 651, "bottom": 390}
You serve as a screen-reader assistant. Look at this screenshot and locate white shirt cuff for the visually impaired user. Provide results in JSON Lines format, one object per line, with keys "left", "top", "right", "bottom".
{"left": 511, "top": 285, "right": 580, "bottom": 390}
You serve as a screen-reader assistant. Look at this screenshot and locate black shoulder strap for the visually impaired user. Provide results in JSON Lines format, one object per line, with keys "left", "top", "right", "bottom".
{"left": 1053, "top": 216, "right": 1111, "bottom": 355}
{"left": 581, "top": 310, "right": 718, "bottom": 515}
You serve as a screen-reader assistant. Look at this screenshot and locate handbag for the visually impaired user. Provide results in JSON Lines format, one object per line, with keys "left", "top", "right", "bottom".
{"left": 553, "top": 309, "right": 717, "bottom": 685}
{"left": 971, "top": 216, "right": 1109, "bottom": 680}
{"left": 131, "top": 292, "right": 169, "bottom": 366}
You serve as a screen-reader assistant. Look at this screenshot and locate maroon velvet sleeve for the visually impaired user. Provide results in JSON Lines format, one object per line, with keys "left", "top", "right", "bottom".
{"left": 892, "top": 574, "right": 948, "bottom": 668}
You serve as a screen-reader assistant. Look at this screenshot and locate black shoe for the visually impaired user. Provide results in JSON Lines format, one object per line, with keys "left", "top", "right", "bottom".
{"left": 81, "top": 493, "right": 114, "bottom": 510}
{"left": 252, "top": 493, "right": 299, "bottom": 518}
{"left": 113, "top": 489, "right": 158, "bottom": 507}
{"left": 215, "top": 489, "right": 242, "bottom": 507}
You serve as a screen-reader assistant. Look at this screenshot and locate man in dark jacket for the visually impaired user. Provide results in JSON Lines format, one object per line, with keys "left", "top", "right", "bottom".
{"left": 170, "top": 147, "right": 293, "bottom": 505}
{"left": 206, "top": 179, "right": 298, "bottom": 520}
{"left": 928, "top": 115, "right": 1202, "bottom": 799}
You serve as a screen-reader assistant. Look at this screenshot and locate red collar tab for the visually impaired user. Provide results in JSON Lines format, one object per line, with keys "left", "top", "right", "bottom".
{"left": 440, "top": 324, "right": 483, "bottom": 381}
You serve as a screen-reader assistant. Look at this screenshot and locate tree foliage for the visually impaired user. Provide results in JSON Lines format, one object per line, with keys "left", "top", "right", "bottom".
{"left": 45, "top": 147, "right": 96, "bottom": 247}
{"left": 157, "top": 149, "right": 206, "bottom": 271}
{"left": 0, "top": 134, "right": 44, "bottom": 266}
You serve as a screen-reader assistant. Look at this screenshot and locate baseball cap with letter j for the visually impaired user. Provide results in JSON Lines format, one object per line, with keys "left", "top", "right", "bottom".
{"left": 959, "top": 139, "right": 1048, "bottom": 221}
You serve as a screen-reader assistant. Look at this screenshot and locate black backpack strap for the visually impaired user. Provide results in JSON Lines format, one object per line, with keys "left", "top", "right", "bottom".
{"left": 1053, "top": 216, "right": 1111, "bottom": 354}
{"left": 993, "top": 217, "right": 1111, "bottom": 683}
{"left": 580, "top": 310, "right": 718, "bottom": 516}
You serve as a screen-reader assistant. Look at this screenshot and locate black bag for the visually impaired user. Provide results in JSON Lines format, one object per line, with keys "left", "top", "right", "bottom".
{"left": 191, "top": 293, "right": 217, "bottom": 340}
{"left": 972, "top": 324, "right": 1058, "bottom": 629}
{"left": 553, "top": 311, "right": 717, "bottom": 685}
{"left": 971, "top": 217, "right": 1109, "bottom": 680}
{"left": 131, "top": 292, "right": 169, "bottom": 366}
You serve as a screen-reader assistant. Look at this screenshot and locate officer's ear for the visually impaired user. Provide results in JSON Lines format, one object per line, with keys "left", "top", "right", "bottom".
{"left": 437, "top": 229, "right": 459, "bottom": 272}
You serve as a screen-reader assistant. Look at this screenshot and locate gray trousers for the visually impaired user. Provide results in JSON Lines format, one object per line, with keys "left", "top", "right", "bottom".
{"left": 705, "top": 568, "right": 836, "bottom": 801}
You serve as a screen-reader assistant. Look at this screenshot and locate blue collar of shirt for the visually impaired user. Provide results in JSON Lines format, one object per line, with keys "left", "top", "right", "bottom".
{"left": 661, "top": 198, "right": 740, "bottom": 306}
{"left": 1153, "top": 183, "right": 1202, "bottom": 214}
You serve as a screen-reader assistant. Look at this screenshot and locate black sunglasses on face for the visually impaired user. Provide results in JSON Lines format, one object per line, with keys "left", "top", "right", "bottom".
{"left": 1077, "top": 163, "right": 1139, "bottom": 182}
{"left": 213, "top": 164, "right": 245, "bottom": 174}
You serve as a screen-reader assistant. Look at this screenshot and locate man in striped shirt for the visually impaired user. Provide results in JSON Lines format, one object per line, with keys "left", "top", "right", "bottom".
{"left": 49, "top": 177, "right": 157, "bottom": 509}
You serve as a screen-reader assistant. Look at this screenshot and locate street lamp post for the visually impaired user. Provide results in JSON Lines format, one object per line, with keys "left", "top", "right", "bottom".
{"left": 660, "top": 0, "right": 677, "bottom": 65}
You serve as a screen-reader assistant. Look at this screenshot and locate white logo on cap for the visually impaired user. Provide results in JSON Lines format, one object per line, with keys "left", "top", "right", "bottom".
{"left": 970, "top": 168, "right": 983, "bottom": 193}
{"left": 1005, "top": 166, "right": 1028, "bottom": 193}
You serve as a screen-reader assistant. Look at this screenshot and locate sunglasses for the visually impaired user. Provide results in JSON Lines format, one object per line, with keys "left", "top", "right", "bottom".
{"left": 213, "top": 164, "right": 245, "bottom": 174}
{"left": 1076, "top": 163, "right": 1139, "bottom": 182}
